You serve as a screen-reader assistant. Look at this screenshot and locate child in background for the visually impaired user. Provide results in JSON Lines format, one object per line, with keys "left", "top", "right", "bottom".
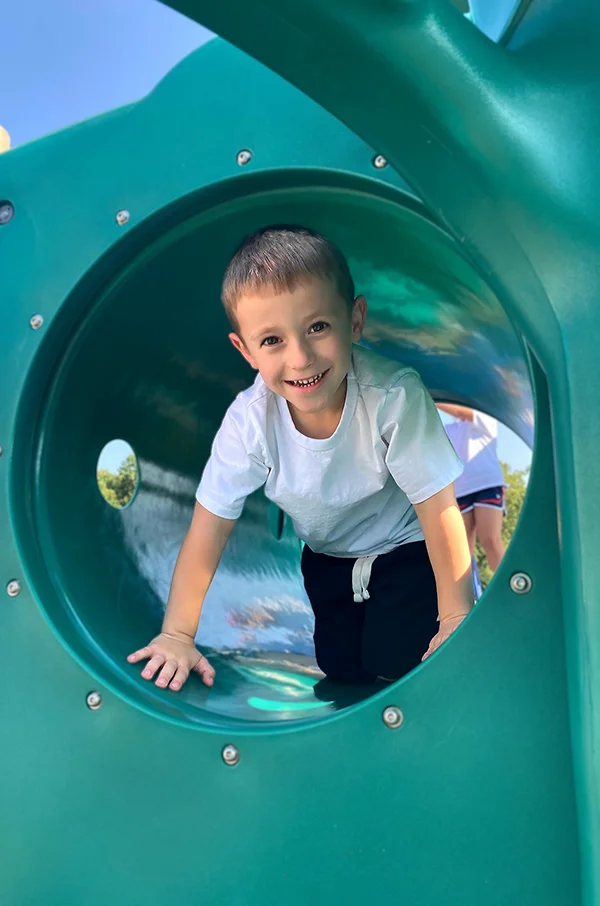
{"left": 437, "top": 404, "right": 506, "bottom": 572}
{"left": 129, "top": 226, "right": 473, "bottom": 691}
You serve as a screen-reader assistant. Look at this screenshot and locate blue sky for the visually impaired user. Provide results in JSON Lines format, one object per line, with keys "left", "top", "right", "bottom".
{"left": 2, "top": 0, "right": 532, "bottom": 474}
{"left": 1, "top": 0, "right": 211, "bottom": 147}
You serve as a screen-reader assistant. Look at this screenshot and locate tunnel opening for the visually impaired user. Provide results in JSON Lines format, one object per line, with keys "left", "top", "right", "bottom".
{"left": 12, "top": 168, "right": 534, "bottom": 729}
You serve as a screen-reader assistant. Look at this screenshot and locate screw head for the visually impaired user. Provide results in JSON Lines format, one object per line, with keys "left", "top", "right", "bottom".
{"left": 382, "top": 706, "right": 403, "bottom": 729}
{"left": 222, "top": 744, "right": 240, "bottom": 766}
{"left": 6, "top": 580, "right": 21, "bottom": 597}
{"left": 116, "top": 209, "right": 130, "bottom": 226}
{"left": 0, "top": 202, "right": 14, "bottom": 224}
{"left": 0, "top": 446, "right": 3, "bottom": 457}
{"left": 29, "top": 314, "right": 44, "bottom": 330}
{"left": 237, "top": 149, "right": 252, "bottom": 166}
{"left": 510, "top": 572, "right": 532, "bottom": 594}
{"left": 86, "top": 691, "right": 103, "bottom": 710}
{"left": 373, "top": 154, "right": 388, "bottom": 169}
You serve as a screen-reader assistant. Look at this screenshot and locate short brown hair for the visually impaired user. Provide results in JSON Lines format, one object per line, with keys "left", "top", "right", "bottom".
{"left": 221, "top": 225, "right": 355, "bottom": 331}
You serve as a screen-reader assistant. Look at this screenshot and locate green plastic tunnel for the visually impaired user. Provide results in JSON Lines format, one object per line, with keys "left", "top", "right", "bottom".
{"left": 2, "top": 1, "right": 599, "bottom": 905}
{"left": 5, "top": 38, "right": 533, "bottom": 723}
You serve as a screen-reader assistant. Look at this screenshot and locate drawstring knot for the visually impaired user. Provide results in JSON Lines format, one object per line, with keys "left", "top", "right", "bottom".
{"left": 352, "top": 555, "right": 378, "bottom": 602}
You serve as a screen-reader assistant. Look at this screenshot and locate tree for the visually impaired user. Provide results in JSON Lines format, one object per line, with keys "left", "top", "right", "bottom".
{"left": 97, "top": 453, "right": 139, "bottom": 509}
{"left": 475, "top": 461, "right": 528, "bottom": 587}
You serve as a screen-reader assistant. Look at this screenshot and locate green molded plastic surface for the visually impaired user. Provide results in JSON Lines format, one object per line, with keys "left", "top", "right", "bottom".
{"left": 0, "top": 0, "right": 594, "bottom": 903}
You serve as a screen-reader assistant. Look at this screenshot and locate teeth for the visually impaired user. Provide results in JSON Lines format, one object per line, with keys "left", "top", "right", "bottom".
{"left": 290, "top": 372, "right": 323, "bottom": 387}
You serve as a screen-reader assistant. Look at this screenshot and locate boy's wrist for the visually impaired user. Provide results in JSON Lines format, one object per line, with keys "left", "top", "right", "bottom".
{"left": 437, "top": 577, "right": 474, "bottom": 623}
{"left": 437, "top": 597, "right": 473, "bottom": 623}
{"left": 160, "top": 624, "right": 197, "bottom": 644}
{"left": 438, "top": 611, "right": 470, "bottom": 625}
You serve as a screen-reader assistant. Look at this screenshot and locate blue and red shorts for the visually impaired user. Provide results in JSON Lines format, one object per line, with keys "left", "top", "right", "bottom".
{"left": 457, "top": 486, "right": 505, "bottom": 514}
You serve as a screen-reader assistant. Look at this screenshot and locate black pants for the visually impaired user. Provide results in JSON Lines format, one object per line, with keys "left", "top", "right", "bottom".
{"left": 301, "top": 541, "right": 438, "bottom": 683}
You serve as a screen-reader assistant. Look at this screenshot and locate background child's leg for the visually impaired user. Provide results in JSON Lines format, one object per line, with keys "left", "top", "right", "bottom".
{"left": 461, "top": 507, "right": 477, "bottom": 554}
{"left": 301, "top": 546, "right": 376, "bottom": 683}
{"left": 361, "top": 541, "right": 439, "bottom": 681}
{"left": 474, "top": 504, "right": 505, "bottom": 571}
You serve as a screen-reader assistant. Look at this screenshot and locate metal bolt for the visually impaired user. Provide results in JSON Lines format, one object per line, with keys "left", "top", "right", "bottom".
{"left": 510, "top": 572, "right": 532, "bottom": 594}
{"left": 6, "top": 580, "right": 21, "bottom": 597}
{"left": 236, "top": 149, "right": 252, "bottom": 166}
{"left": 222, "top": 744, "right": 240, "bottom": 766}
{"left": 29, "top": 314, "right": 44, "bottom": 331}
{"left": 382, "top": 706, "right": 403, "bottom": 729}
{"left": 86, "top": 691, "right": 103, "bottom": 710}
{"left": 0, "top": 446, "right": 3, "bottom": 457}
{"left": 116, "top": 209, "right": 130, "bottom": 226}
{"left": 373, "top": 154, "right": 388, "bottom": 169}
{"left": 0, "top": 202, "right": 14, "bottom": 224}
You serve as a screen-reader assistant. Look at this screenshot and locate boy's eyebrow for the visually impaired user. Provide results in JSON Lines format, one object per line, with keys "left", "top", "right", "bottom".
{"left": 250, "top": 326, "right": 279, "bottom": 341}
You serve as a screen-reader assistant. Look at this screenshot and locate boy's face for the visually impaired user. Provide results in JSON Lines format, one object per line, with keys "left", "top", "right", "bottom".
{"left": 229, "top": 277, "right": 367, "bottom": 421}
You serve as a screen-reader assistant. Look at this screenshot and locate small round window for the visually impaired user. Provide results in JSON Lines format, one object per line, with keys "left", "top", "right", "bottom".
{"left": 96, "top": 440, "right": 140, "bottom": 509}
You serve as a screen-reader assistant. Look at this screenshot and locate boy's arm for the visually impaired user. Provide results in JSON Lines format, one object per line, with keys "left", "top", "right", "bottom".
{"left": 435, "top": 402, "right": 474, "bottom": 421}
{"left": 413, "top": 484, "right": 473, "bottom": 660}
{"left": 128, "top": 502, "right": 236, "bottom": 690}
{"left": 163, "top": 502, "right": 236, "bottom": 638}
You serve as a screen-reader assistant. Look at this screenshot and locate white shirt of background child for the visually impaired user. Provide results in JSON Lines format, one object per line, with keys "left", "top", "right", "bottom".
{"left": 444, "top": 411, "right": 505, "bottom": 499}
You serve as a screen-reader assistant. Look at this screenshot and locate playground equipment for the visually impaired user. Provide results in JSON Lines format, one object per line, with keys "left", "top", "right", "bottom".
{"left": 1, "top": 1, "right": 598, "bottom": 903}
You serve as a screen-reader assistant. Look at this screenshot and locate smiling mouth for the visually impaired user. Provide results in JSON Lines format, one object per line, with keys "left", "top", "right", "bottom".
{"left": 285, "top": 370, "right": 328, "bottom": 389}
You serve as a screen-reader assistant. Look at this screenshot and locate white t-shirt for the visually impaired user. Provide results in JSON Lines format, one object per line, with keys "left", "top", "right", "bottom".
{"left": 444, "top": 412, "right": 505, "bottom": 498}
{"left": 197, "top": 345, "right": 463, "bottom": 558}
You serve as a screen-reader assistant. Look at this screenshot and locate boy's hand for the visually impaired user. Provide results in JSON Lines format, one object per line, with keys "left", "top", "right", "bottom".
{"left": 421, "top": 614, "right": 466, "bottom": 661}
{"left": 127, "top": 631, "right": 215, "bottom": 691}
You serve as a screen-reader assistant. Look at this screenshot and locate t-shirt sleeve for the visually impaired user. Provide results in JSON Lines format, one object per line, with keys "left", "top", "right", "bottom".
{"left": 472, "top": 411, "right": 497, "bottom": 439}
{"left": 196, "top": 405, "right": 269, "bottom": 520}
{"left": 381, "top": 371, "right": 463, "bottom": 504}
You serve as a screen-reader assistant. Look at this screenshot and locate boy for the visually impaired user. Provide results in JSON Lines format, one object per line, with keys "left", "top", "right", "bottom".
{"left": 128, "top": 226, "right": 473, "bottom": 691}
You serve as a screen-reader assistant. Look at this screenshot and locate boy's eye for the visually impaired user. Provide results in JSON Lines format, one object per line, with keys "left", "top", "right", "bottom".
{"left": 309, "top": 321, "right": 329, "bottom": 334}
{"left": 261, "top": 335, "right": 280, "bottom": 347}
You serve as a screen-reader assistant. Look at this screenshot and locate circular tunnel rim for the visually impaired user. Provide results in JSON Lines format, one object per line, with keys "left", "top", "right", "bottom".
{"left": 8, "top": 165, "right": 535, "bottom": 733}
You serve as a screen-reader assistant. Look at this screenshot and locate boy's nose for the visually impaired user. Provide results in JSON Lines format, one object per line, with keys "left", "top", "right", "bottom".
{"left": 288, "top": 338, "right": 314, "bottom": 371}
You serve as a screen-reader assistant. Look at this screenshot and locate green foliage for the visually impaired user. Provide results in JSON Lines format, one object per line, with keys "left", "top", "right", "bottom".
{"left": 475, "top": 461, "right": 528, "bottom": 587}
{"left": 97, "top": 453, "right": 139, "bottom": 509}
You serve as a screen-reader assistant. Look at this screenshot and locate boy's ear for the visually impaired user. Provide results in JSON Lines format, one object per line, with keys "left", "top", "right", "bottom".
{"left": 351, "top": 295, "right": 367, "bottom": 341}
{"left": 229, "top": 332, "right": 258, "bottom": 369}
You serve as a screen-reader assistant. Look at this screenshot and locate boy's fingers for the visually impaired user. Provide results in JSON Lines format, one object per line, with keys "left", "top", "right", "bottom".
{"left": 193, "top": 655, "right": 215, "bottom": 686}
{"left": 422, "top": 624, "right": 459, "bottom": 661}
{"left": 141, "top": 654, "right": 165, "bottom": 680}
{"left": 155, "top": 659, "right": 178, "bottom": 688}
{"left": 127, "top": 646, "right": 152, "bottom": 664}
{"left": 169, "top": 665, "right": 190, "bottom": 692}
{"left": 421, "top": 635, "right": 441, "bottom": 661}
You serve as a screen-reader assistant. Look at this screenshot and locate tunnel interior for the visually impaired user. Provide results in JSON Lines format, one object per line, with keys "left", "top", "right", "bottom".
{"left": 17, "top": 169, "right": 533, "bottom": 728}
